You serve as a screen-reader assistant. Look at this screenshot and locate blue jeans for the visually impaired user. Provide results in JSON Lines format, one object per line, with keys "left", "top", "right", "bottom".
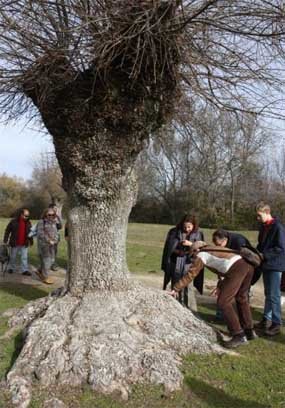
{"left": 263, "top": 271, "right": 282, "bottom": 325}
{"left": 8, "top": 246, "right": 29, "bottom": 272}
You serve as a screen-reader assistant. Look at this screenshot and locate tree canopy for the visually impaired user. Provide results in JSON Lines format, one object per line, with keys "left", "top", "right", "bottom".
{"left": 0, "top": 1, "right": 285, "bottom": 122}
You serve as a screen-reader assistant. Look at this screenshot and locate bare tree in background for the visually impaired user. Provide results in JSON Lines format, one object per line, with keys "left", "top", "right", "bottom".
{"left": 138, "top": 104, "right": 268, "bottom": 225}
{"left": 29, "top": 151, "right": 66, "bottom": 215}
{"left": 1, "top": 1, "right": 285, "bottom": 405}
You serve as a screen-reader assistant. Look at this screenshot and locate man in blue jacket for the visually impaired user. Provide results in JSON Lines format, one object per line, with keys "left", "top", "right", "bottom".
{"left": 255, "top": 202, "right": 285, "bottom": 336}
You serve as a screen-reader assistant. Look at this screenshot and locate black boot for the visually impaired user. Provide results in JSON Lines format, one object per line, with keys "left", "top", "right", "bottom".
{"left": 244, "top": 328, "right": 258, "bottom": 341}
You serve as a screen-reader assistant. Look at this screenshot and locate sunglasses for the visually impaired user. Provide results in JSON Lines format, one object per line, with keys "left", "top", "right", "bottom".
{"left": 47, "top": 213, "right": 55, "bottom": 217}
{"left": 23, "top": 215, "right": 29, "bottom": 218}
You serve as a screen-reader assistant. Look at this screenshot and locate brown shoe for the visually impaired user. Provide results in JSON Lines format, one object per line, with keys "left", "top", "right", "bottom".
{"left": 265, "top": 323, "right": 281, "bottom": 336}
{"left": 254, "top": 318, "right": 271, "bottom": 330}
{"left": 34, "top": 269, "right": 45, "bottom": 282}
{"left": 43, "top": 276, "right": 54, "bottom": 285}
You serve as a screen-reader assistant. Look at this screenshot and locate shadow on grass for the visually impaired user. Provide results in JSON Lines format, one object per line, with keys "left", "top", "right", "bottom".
{"left": 186, "top": 377, "right": 268, "bottom": 408}
{"left": 0, "top": 282, "right": 49, "bottom": 302}
{"left": 197, "top": 311, "right": 224, "bottom": 325}
{"left": 6, "top": 331, "right": 24, "bottom": 375}
{"left": 199, "top": 304, "right": 285, "bottom": 346}
{"left": 29, "top": 254, "right": 67, "bottom": 270}
{"left": 254, "top": 330, "right": 285, "bottom": 345}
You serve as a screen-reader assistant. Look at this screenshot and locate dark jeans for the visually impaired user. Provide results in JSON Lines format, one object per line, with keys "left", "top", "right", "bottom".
{"left": 217, "top": 259, "right": 254, "bottom": 336}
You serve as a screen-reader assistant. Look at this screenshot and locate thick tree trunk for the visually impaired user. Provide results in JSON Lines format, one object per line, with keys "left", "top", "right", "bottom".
{"left": 48, "top": 128, "right": 144, "bottom": 295}
{"left": 66, "top": 168, "right": 136, "bottom": 295}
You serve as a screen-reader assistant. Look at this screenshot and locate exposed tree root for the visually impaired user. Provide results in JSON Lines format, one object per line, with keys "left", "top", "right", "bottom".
{"left": 7, "top": 285, "right": 222, "bottom": 407}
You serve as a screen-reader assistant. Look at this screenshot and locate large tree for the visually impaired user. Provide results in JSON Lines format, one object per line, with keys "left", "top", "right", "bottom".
{"left": 0, "top": 1, "right": 285, "bottom": 406}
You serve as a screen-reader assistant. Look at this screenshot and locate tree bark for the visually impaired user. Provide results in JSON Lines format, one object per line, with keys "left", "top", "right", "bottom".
{"left": 66, "top": 168, "right": 136, "bottom": 295}
{"left": 47, "top": 119, "right": 146, "bottom": 294}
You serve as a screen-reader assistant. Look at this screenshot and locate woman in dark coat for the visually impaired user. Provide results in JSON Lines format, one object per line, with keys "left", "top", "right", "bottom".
{"left": 161, "top": 214, "right": 204, "bottom": 310}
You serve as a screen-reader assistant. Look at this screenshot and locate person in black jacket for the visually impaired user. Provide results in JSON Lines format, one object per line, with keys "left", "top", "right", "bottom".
{"left": 3, "top": 208, "right": 33, "bottom": 276}
{"left": 255, "top": 202, "right": 285, "bottom": 336}
{"left": 161, "top": 214, "right": 204, "bottom": 310}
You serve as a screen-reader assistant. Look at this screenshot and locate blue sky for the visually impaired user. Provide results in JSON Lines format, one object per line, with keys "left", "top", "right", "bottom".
{"left": 0, "top": 121, "right": 53, "bottom": 180}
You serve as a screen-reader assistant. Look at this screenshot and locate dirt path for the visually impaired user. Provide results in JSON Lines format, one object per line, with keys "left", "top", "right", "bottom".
{"left": 0, "top": 265, "right": 266, "bottom": 310}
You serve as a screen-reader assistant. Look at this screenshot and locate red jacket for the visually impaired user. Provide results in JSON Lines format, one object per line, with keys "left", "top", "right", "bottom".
{"left": 4, "top": 217, "right": 33, "bottom": 247}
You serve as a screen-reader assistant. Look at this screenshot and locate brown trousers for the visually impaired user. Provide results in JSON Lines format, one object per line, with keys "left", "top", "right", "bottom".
{"left": 217, "top": 259, "right": 254, "bottom": 336}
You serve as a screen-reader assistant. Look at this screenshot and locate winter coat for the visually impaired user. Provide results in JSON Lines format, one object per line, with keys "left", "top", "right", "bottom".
{"left": 226, "top": 232, "right": 251, "bottom": 250}
{"left": 257, "top": 217, "right": 285, "bottom": 272}
{"left": 36, "top": 219, "right": 58, "bottom": 246}
{"left": 161, "top": 227, "right": 204, "bottom": 293}
{"left": 3, "top": 217, "right": 33, "bottom": 247}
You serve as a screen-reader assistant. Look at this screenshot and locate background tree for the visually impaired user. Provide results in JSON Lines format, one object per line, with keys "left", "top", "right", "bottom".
{"left": 0, "top": 174, "right": 28, "bottom": 217}
{"left": 27, "top": 151, "right": 66, "bottom": 217}
{"left": 1, "top": 1, "right": 285, "bottom": 406}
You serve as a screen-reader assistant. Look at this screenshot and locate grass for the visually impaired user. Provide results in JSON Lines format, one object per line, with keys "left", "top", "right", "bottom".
{"left": 1, "top": 219, "right": 284, "bottom": 407}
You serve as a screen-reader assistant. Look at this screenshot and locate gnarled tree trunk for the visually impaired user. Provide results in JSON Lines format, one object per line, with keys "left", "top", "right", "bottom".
{"left": 5, "top": 4, "right": 221, "bottom": 406}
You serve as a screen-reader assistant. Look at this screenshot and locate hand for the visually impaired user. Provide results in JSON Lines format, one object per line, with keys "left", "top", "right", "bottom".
{"left": 175, "top": 249, "right": 186, "bottom": 257}
{"left": 49, "top": 240, "right": 55, "bottom": 245}
{"left": 168, "top": 290, "right": 178, "bottom": 298}
{"left": 182, "top": 240, "right": 192, "bottom": 247}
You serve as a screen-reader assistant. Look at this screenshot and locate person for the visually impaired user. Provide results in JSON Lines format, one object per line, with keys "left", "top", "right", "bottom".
{"left": 170, "top": 241, "right": 258, "bottom": 348}
{"left": 48, "top": 203, "right": 62, "bottom": 271}
{"left": 212, "top": 229, "right": 252, "bottom": 320}
{"left": 255, "top": 202, "right": 285, "bottom": 336}
{"left": 3, "top": 208, "right": 33, "bottom": 276}
{"left": 35, "top": 208, "right": 59, "bottom": 284}
{"left": 161, "top": 214, "right": 204, "bottom": 310}
{"left": 212, "top": 229, "right": 251, "bottom": 250}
